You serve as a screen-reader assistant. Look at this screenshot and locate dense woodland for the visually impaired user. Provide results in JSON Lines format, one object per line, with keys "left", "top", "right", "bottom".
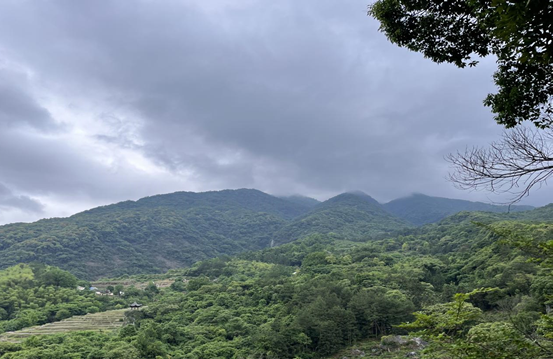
{"left": 0, "top": 190, "right": 530, "bottom": 279}
{"left": 0, "top": 199, "right": 551, "bottom": 358}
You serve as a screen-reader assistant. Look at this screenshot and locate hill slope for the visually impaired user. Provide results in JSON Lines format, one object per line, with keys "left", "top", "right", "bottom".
{"left": 1, "top": 188, "right": 545, "bottom": 280}
{"left": 0, "top": 189, "right": 310, "bottom": 280}
{"left": 279, "top": 195, "right": 320, "bottom": 209}
{"left": 7, "top": 207, "right": 553, "bottom": 359}
{"left": 274, "top": 192, "right": 412, "bottom": 245}
{"left": 81, "top": 188, "right": 309, "bottom": 220}
{"left": 384, "top": 193, "right": 534, "bottom": 225}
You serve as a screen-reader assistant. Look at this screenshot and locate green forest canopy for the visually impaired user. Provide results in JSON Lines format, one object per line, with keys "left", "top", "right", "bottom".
{"left": 1, "top": 207, "right": 552, "bottom": 358}
{"left": 0, "top": 189, "right": 533, "bottom": 279}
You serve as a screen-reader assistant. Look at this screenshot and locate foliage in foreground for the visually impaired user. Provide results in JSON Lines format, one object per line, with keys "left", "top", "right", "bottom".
{"left": 369, "top": 0, "right": 553, "bottom": 129}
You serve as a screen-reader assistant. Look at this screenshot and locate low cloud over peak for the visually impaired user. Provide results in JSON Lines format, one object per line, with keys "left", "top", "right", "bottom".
{"left": 0, "top": 0, "right": 548, "bottom": 224}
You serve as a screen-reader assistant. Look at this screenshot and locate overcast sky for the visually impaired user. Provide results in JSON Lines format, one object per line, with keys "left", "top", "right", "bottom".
{"left": 0, "top": 0, "right": 550, "bottom": 224}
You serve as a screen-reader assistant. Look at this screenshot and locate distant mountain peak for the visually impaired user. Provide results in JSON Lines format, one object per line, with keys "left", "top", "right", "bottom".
{"left": 346, "top": 190, "right": 369, "bottom": 196}
{"left": 273, "top": 190, "right": 410, "bottom": 246}
{"left": 326, "top": 191, "right": 380, "bottom": 206}
{"left": 384, "top": 193, "right": 534, "bottom": 226}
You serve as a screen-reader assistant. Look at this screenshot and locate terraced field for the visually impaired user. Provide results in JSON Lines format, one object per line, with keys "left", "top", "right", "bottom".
{"left": 0, "top": 309, "right": 128, "bottom": 343}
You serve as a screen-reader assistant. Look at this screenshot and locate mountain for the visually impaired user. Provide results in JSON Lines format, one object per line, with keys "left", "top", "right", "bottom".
{"left": 1, "top": 188, "right": 545, "bottom": 280}
{"left": 273, "top": 191, "right": 412, "bottom": 245}
{"left": 279, "top": 195, "right": 321, "bottom": 209}
{"left": 513, "top": 203, "right": 553, "bottom": 222}
{"left": 383, "top": 193, "right": 534, "bottom": 226}
{"left": 0, "top": 190, "right": 413, "bottom": 279}
{"left": 2, "top": 192, "right": 553, "bottom": 359}
{"left": 8, "top": 205, "right": 553, "bottom": 359}
{"left": 82, "top": 188, "right": 309, "bottom": 220}
{"left": 0, "top": 189, "right": 311, "bottom": 280}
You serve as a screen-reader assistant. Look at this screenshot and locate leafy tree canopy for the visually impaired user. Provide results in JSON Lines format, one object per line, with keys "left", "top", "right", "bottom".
{"left": 369, "top": 0, "right": 553, "bottom": 128}
{"left": 2, "top": 210, "right": 553, "bottom": 358}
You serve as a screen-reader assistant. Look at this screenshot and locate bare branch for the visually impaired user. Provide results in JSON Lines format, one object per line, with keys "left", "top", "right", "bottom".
{"left": 447, "top": 127, "right": 553, "bottom": 204}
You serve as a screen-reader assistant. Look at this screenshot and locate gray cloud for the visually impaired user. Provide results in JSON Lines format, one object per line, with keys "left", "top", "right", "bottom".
{"left": 0, "top": 0, "right": 549, "bottom": 224}
{"left": 0, "top": 68, "right": 57, "bottom": 131}
{"left": 0, "top": 183, "right": 44, "bottom": 214}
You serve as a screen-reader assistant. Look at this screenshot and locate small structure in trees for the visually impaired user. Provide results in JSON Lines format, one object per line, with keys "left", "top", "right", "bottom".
{"left": 129, "top": 302, "right": 142, "bottom": 310}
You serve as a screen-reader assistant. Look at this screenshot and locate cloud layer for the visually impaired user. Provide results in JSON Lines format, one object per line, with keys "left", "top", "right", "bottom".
{"left": 0, "top": 0, "right": 548, "bottom": 224}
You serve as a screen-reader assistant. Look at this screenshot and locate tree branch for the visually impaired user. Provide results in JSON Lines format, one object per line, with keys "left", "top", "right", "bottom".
{"left": 446, "top": 127, "right": 553, "bottom": 203}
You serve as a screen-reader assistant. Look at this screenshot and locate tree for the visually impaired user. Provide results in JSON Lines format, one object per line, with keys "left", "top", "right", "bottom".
{"left": 114, "top": 284, "right": 124, "bottom": 295}
{"left": 350, "top": 287, "right": 414, "bottom": 336}
{"left": 55, "top": 308, "right": 72, "bottom": 321}
{"left": 447, "top": 127, "right": 553, "bottom": 202}
{"left": 369, "top": 0, "right": 553, "bottom": 202}
{"left": 145, "top": 282, "right": 159, "bottom": 296}
{"left": 135, "top": 323, "right": 167, "bottom": 359}
{"left": 38, "top": 267, "right": 77, "bottom": 288}
{"left": 369, "top": 0, "right": 552, "bottom": 129}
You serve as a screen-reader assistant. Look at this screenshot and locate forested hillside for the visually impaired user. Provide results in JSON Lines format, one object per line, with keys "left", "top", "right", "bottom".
{"left": 278, "top": 195, "right": 321, "bottom": 209}
{"left": 0, "top": 189, "right": 306, "bottom": 279}
{"left": 0, "top": 190, "right": 408, "bottom": 280}
{"left": 384, "top": 193, "right": 534, "bottom": 225}
{"left": 116, "top": 189, "right": 312, "bottom": 220}
{"left": 274, "top": 192, "right": 412, "bottom": 245}
{"left": 1, "top": 209, "right": 551, "bottom": 359}
{"left": 0, "top": 189, "right": 546, "bottom": 281}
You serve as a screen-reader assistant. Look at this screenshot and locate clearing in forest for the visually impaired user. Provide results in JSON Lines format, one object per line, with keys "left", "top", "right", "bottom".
{"left": 0, "top": 309, "right": 128, "bottom": 343}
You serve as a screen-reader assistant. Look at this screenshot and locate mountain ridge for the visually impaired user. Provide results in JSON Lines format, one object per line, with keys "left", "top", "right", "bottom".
{"left": 0, "top": 189, "right": 547, "bottom": 280}
{"left": 77, "top": 188, "right": 309, "bottom": 221}
{"left": 384, "top": 193, "right": 534, "bottom": 225}
{"left": 273, "top": 191, "right": 412, "bottom": 245}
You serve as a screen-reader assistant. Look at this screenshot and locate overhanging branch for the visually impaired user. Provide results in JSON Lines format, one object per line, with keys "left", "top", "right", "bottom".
{"left": 447, "top": 127, "right": 553, "bottom": 203}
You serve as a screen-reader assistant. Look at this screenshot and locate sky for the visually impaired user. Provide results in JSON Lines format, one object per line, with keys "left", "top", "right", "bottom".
{"left": 0, "top": 0, "right": 550, "bottom": 225}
